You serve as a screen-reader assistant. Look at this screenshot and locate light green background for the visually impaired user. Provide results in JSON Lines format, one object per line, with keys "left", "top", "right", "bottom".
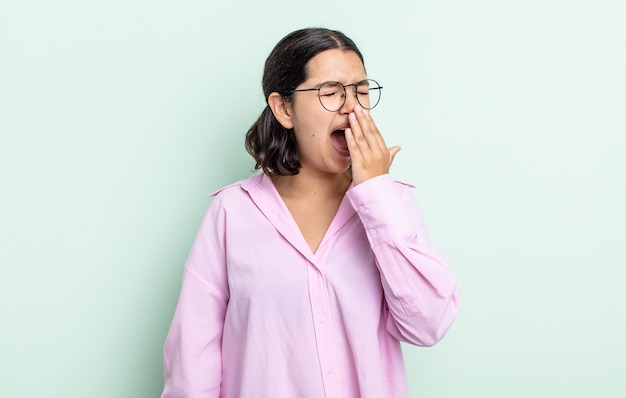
{"left": 1, "top": 0, "right": 624, "bottom": 397}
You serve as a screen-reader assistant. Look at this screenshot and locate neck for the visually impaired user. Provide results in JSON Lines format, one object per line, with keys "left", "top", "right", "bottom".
{"left": 271, "top": 169, "right": 352, "bottom": 201}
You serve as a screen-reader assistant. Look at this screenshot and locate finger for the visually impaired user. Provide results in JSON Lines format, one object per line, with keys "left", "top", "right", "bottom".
{"left": 354, "top": 106, "right": 386, "bottom": 152}
{"left": 348, "top": 111, "right": 371, "bottom": 153}
{"left": 344, "top": 127, "right": 361, "bottom": 158}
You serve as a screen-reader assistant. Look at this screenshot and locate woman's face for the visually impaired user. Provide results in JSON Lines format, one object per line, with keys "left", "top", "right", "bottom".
{"left": 287, "top": 49, "right": 367, "bottom": 177}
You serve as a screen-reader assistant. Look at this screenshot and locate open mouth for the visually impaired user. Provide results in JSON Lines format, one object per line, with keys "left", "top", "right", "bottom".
{"left": 330, "top": 129, "right": 350, "bottom": 157}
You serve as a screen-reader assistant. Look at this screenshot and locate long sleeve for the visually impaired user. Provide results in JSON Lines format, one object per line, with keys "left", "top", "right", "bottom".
{"left": 346, "top": 174, "right": 459, "bottom": 346}
{"left": 161, "top": 200, "right": 229, "bottom": 397}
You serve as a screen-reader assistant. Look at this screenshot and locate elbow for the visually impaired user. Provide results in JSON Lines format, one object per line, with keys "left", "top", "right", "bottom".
{"left": 415, "top": 316, "right": 455, "bottom": 347}
{"left": 394, "top": 316, "right": 454, "bottom": 347}
{"left": 389, "top": 288, "right": 459, "bottom": 347}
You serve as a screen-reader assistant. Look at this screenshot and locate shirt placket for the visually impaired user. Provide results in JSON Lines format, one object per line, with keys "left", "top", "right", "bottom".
{"left": 307, "top": 261, "right": 342, "bottom": 397}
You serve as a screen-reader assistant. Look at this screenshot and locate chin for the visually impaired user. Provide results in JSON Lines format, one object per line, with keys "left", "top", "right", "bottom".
{"left": 334, "top": 160, "right": 352, "bottom": 174}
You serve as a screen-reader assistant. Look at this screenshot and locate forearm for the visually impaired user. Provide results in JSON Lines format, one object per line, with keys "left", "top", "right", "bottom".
{"left": 347, "top": 174, "right": 459, "bottom": 346}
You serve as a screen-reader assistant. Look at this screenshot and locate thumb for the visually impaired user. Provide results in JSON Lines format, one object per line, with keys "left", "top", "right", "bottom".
{"left": 388, "top": 146, "right": 401, "bottom": 166}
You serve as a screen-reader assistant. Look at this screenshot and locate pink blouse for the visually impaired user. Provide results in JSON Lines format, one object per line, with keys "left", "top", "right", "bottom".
{"left": 162, "top": 173, "right": 459, "bottom": 397}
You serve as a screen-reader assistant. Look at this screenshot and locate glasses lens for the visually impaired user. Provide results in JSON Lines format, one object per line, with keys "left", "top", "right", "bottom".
{"left": 318, "top": 82, "right": 345, "bottom": 112}
{"left": 357, "top": 79, "right": 382, "bottom": 110}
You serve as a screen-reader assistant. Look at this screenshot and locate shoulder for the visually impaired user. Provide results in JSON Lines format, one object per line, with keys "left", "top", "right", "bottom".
{"left": 353, "top": 174, "right": 415, "bottom": 193}
{"left": 392, "top": 178, "right": 415, "bottom": 189}
{"left": 202, "top": 172, "right": 278, "bottom": 226}
{"left": 209, "top": 173, "right": 264, "bottom": 198}
{"left": 204, "top": 173, "right": 271, "bottom": 214}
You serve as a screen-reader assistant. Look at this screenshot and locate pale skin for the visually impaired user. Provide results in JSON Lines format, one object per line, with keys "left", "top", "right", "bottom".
{"left": 267, "top": 49, "right": 401, "bottom": 253}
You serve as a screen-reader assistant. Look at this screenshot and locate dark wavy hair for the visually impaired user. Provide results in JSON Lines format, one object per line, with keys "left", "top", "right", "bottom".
{"left": 245, "top": 28, "right": 364, "bottom": 175}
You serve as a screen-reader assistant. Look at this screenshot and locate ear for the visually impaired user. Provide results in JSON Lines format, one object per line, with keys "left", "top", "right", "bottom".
{"left": 267, "top": 92, "right": 294, "bottom": 129}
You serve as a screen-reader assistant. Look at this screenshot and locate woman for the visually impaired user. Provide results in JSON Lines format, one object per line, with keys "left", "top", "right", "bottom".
{"left": 162, "top": 27, "right": 459, "bottom": 398}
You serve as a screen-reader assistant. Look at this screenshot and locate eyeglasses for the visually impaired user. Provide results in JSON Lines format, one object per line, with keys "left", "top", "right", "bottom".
{"left": 286, "top": 79, "right": 382, "bottom": 112}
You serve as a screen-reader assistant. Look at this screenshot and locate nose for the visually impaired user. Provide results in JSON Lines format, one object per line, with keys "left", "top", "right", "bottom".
{"left": 340, "top": 85, "right": 359, "bottom": 114}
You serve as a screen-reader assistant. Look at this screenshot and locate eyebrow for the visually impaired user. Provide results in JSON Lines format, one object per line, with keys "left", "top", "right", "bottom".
{"left": 310, "top": 79, "right": 369, "bottom": 87}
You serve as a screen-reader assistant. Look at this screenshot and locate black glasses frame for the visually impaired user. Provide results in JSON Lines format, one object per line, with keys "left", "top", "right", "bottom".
{"left": 285, "top": 79, "right": 383, "bottom": 112}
